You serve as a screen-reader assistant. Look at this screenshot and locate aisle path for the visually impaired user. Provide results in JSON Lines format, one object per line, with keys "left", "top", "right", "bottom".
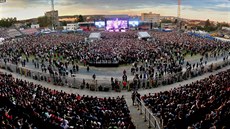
{"left": 1, "top": 65, "right": 229, "bottom": 97}
{"left": 1, "top": 65, "right": 230, "bottom": 129}
{"left": 6, "top": 51, "right": 227, "bottom": 82}
{"left": 126, "top": 100, "right": 151, "bottom": 129}
{"left": 1, "top": 55, "right": 227, "bottom": 83}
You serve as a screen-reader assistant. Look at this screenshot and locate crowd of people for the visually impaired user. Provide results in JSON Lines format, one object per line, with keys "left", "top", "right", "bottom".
{"left": 1, "top": 31, "right": 229, "bottom": 67}
{"left": 87, "top": 32, "right": 164, "bottom": 64}
{"left": 0, "top": 27, "right": 10, "bottom": 39}
{"left": 0, "top": 33, "right": 87, "bottom": 76}
{"left": 0, "top": 72, "right": 135, "bottom": 129}
{"left": 0, "top": 29, "right": 230, "bottom": 129}
{"left": 128, "top": 31, "right": 230, "bottom": 90}
{"left": 141, "top": 69, "right": 230, "bottom": 129}
{"left": 0, "top": 31, "right": 229, "bottom": 92}
{"left": 1, "top": 31, "right": 229, "bottom": 74}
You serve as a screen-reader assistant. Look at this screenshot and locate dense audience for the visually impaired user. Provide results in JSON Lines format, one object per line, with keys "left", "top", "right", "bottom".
{"left": 0, "top": 27, "right": 10, "bottom": 39}
{"left": 150, "top": 31, "right": 230, "bottom": 56}
{"left": 87, "top": 32, "right": 153, "bottom": 63}
{"left": 142, "top": 69, "right": 230, "bottom": 129}
{"left": 0, "top": 72, "right": 135, "bottom": 129}
{"left": 1, "top": 31, "right": 229, "bottom": 76}
{"left": 1, "top": 30, "right": 230, "bottom": 129}
{"left": 1, "top": 31, "right": 229, "bottom": 66}
{"left": 0, "top": 31, "right": 230, "bottom": 92}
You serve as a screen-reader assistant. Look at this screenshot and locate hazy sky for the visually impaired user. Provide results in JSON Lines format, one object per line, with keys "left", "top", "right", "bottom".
{"left": 0, "top": 0, "right": 229, "bottom": 22}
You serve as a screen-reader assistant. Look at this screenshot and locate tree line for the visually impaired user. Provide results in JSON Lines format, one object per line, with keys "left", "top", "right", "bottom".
{"left": 0, "top": 17, "right": 17, "bottom": 27}
{"left": 196, "top": 19, "right": 229, "bottom": 32}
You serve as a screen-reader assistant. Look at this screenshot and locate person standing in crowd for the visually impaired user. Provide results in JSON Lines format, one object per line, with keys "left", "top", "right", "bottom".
{"left": 87, "top": 65, "right": 89, "bottom": 72}
{"left": 92, "top": 73, "right": 96, "bottom": 80}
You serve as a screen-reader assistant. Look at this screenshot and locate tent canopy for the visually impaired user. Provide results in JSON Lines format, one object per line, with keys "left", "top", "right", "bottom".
{"left": 89, "top": 32, "right": 101, "bottom": 39}
{"left": 137, "top": 32, "right": 151, "bottom": 39}
{"left": 0, "top": 37, "right": 4, "bottom": 45}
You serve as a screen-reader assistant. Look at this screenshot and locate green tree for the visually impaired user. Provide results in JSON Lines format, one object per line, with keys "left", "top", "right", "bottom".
{"left": 61, "top": 21, "right": 67, "bottom": 26}
{"left": 161, "top": 19, "right": 172, "bottom": 23}
{"left": 221, "top": 22, "right": 230, "bottom": 27}
{"left": 196, "top": 26, "right": 204, "bottom": 30}
{"left": 0, "top": 17, "right": 17, "bottom": 27}
{"left": 38, "top": 16, "right": 52, "bottom": 27}
{"left": 78, "top": 15, "right": 84, "bottom": 22}
{"left": 26, "top": 23, "right": 32, "bottom": 27}
{"left": 203, "top": 19, "right": 217, "bottom": 32}
{"left": 205, "top": 19, "right": 211, "bottom": 27}
{"left": 217, "top": 22, "right": 230, "bottom": 28}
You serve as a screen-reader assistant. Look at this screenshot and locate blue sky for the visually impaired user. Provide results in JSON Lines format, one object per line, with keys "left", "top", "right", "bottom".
{"left": 0, "top": 0, "right": 229, "bottom": 22}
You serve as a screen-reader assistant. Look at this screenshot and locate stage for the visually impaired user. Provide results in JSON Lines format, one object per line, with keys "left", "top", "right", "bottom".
{"left": 88, "top": 61, "right": 119, "bottom": 67}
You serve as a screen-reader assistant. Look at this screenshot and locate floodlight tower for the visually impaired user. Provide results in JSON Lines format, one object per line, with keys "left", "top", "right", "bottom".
{"left": 51, "top": 0, "right": 54, "bottom": 11}
{"left": 177, "top": 0, "right": 181, "bottom": 30}
{"left": 178, "top": 0, "right": 181, "bottom": 19}
{"left": 51, "top": 0, "right": 55, "bottom": 30}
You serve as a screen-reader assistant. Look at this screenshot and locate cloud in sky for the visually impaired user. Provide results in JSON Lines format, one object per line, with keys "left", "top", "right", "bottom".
{"left": 0, "top": 0, "right": 229, "bottom": 22}
{"left": 216, "top": 3, "right": 230, "bottom": 8}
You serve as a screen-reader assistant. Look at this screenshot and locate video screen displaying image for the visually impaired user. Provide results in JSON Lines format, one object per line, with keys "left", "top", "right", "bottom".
{"left": 106, "top": 18, "right": 128, "bottom": 30}
{"left": 129, "top": 21, "right": 139, "bottom": 27}
{"left": 95, "top": 21, "right": 105, "bottom": 28}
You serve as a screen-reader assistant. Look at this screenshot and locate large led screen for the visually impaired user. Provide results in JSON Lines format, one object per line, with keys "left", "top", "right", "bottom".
{"left": 106, "top": 19, "right": 128, "bottom": 30}
{"left": 129, "top": 21, "right": 139, "bottom": 27}
{"left": 95, "top": 21, "right": 105, "bottom": 28}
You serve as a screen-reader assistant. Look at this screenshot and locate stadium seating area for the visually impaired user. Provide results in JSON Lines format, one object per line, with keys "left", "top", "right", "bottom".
{"left": 142, "top": 69, "right": 230, "bottom": 129}
{"left": 0, "top": 72, "right": 135, "bottom": 129}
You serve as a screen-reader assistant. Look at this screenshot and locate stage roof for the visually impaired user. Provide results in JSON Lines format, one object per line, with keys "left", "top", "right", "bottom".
{"left": 137, "top": 32, "right": 151, "bottom": 39}
{"left": 89, "top": 32, "right": 101, "bottom": 39}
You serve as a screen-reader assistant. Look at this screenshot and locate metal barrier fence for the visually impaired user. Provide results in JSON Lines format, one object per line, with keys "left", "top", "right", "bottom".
{"left": 137, "top": 58, "right": 230, "bottom": 89}
{"left": 0, "top": 58, "right": 230, "bottom": 92}
{"left": 0, "top": 62, "right": 82, "bottom": 87}
{"left": 134, "top": 97, "right": 162, "bottom": 129}
{"left": 133, "top": 59, "right": 230, "bottom": 129}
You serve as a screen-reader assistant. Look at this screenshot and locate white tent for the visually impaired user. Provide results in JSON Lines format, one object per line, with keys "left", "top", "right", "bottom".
{"left": 0, "top": 37, "right": 4, "bottom": 45}
{"left": 137, "top": 32, "right": 151, "bottom": 39}
{"left": 89, "top": 32, "right": 101, "bottom": 40}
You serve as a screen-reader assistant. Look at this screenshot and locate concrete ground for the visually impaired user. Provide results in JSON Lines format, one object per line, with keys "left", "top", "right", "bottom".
{"left": 13, "top": 51, "right": 228, "bottom": 82}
